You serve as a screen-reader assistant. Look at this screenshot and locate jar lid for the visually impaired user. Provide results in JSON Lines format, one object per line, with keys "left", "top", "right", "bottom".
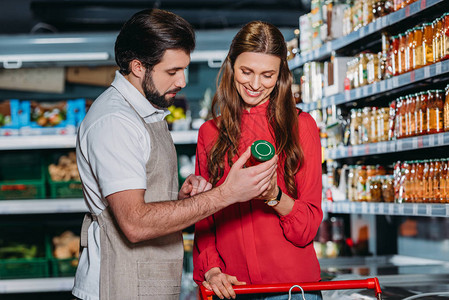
{"left": 251, "top": 140, "right": 275, "bottom": 162}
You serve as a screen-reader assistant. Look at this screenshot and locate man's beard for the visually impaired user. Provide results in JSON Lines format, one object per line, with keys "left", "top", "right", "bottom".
{"left": 143, "top": 70, "right": 180, "bottom": 109}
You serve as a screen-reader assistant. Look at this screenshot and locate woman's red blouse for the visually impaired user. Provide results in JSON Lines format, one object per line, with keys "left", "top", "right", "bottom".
{"left": 193, "top": 100, "right": 323, "bottom": 285}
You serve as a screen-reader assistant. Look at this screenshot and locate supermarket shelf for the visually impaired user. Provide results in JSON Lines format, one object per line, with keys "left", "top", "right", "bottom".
{"left": 323, "top": 201, "right": 449, "bottom": 217}
{"left": 0, "top": 130, "right": 198, "bottom": 150}
{"left": 0, "top": 199, "right": 87, "bottom": 214}
{"left": 0, "top": 277, "right": 74, "bottom": 293}
{"left": 298, "top": 59, "right": 449, "bottom": 112}
{"left": 288, "top": 0, "right": 445, "bottom": 69}
{"left": 325, "top": 131, "right": 449, "bottom": 159}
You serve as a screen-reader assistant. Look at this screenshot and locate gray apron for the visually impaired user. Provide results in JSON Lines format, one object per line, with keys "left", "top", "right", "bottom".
{"left": 80, "top": 99, "right": 183, "bottom": 300}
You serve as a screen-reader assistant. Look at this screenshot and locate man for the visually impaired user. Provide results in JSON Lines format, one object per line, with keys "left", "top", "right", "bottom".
{"left": 73, "top": 8, "right": 277, "bottom": 300}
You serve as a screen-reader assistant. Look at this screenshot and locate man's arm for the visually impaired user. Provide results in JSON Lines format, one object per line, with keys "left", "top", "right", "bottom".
{"left": 107, "top": 147, "right": 278, "bottom": 243}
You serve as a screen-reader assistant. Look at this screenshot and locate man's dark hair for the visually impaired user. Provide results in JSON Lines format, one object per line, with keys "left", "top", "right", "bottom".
{"left": 115, "top": 8, "right": 195, "bottom": 74}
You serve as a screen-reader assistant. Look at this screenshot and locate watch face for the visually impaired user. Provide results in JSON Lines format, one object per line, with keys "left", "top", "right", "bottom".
{"left": 266, "top": 199, "right": 279, "bottom": 206}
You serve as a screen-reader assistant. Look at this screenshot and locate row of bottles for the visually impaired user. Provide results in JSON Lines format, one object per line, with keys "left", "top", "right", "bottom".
{"left": 394, "top": 158, "right": 449, "bottom": 203}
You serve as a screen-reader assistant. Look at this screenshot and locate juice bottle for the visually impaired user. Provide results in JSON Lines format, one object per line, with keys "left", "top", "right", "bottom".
{"left": 418, "top": 91, "right": 428, "bottom": 135}
{"left": 433, "top": 159, "right": 442, "bottom": 203}
{"left": 405, "top": 29, "right": 414, "bottom": 72}
{"left": 433, "top": 17, "right": 443, "bottom": 63}
{"left": 423, "top": 23, "right": 434, "bottom": 65}
{"left": 444, "top": 84, "right": 449, "bottom": 132}
{"left": 398, "top": 33, "right": 407, "bottom": 74}
{"left": 391, "top": 35, "right": 400, "bottom": 76}
{"left": 441, "top": 159, "right": 448, "bottom": 203}
{"left": 427, "top": 89, "right": 444, "bottom": 134}
{"left": 415, "top": 160, "right": 424, "bottom": 203}
{"left": 443, "top": 13, "right": 449, "bottom": 60}
{"left": 412, "top": 26, "right": 425, "bottom": 69}
{"left": 422, "top": 160, "right": 430, "bottom": 203}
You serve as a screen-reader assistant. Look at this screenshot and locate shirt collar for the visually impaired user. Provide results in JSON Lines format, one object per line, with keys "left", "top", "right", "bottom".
{"left": 111, "top": 70, "right": 169, "bottom": 119}
{"left": 243, "top": 99, "right": 270, "bottom": 114}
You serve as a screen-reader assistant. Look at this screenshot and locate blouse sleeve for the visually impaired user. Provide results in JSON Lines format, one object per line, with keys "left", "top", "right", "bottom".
{"left": 279, "top": 112, "right": 323, "bottom": 247}
{"left": 192, "top": 122, "right": 225, "bottom": 284}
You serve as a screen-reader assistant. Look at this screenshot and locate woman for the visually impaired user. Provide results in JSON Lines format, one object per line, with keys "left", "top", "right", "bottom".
{"left": 193, "top": 21, "right": 323, "bottom": 300}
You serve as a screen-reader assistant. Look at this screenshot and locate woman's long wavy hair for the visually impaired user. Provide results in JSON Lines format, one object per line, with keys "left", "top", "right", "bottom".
{"left": 207, "top": 21, "right": 303, "bottom": 198}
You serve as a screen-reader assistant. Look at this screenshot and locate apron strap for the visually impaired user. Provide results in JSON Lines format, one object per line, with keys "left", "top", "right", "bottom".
{"left": 80, "top": 213, "right": 98, "bottom": 247}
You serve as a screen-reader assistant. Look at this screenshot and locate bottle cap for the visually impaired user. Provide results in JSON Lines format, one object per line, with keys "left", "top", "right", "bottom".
{"left": 251, "top": 140, "right": 275, "bottom": 162}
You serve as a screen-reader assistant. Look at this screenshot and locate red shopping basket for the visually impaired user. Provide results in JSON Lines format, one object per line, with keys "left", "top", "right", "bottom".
{"left": 199, "top": 277, "right": 382, "bottom": 300}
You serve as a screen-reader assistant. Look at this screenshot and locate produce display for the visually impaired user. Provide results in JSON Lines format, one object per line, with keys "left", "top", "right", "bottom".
{"left": 48, "top": 152, "right": 80, "bottom": 182}
{"left": 52, "top": 231, "right": 80, "bottom": 262}
{"left": 31, "top": 101, "right": 66, "bottom": 127}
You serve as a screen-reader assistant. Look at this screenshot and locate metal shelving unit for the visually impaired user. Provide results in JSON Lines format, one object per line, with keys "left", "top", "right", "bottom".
{"left": 325, "top": 131, "right": 449, "bottom": 159}
{"left": 0, "top": 199, "right": 86, "bottom": 214}
{"left": 299, "top": 59, "right": 449, "bottom": 112}
{"left": 288, "top": 0, "right": 445, "bottom": 70}
{"left": 0, "top": 130, "right": 198, "bottom": 150}
{"left": 322, "top": 201, "right": 449, "bottom": 218}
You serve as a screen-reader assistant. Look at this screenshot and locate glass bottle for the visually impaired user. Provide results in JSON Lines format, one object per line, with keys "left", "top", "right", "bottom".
{"left": 412, "top": 26, "right": 425, "bottom": 69}
{"left": 443, "top": 13, "right": 449, "bottom": 60}
{"left": 445, "top": 84, "right": 449, "bottom": 132}
{"left": 433, "top": 17, "right": 443, "bottom": 63}
{"left": 400, "top": 96, "right": 408, "bottom": 138}
{"left": 246, "top": 140, "right": 275, "bottom": 167}
{"left": 391, "top": 35, "right": 400, "bottom": 76}
{"left": 357, "top": 165, "right": 368, "bottom": 202}
{"left": 404, "top": 95, "right": 411, "bottom": 137}
{"left": 409, "top": 161, "right": 417, "bottom": 202}
{"left": 370, "top": 107, "right": 378, "bottom": 143}
{"left": 356, "top": 108, "right": 364, "bottom": 144}
{"left": 427, "top": 160, "right": 435, "bottom": 203}
{"left": 398, "top": 33, "right": 407, "bottom": 74}
{"left": 362, "top": 107, "right": 371, "bottom": 143}
{"left": 408, "top": 93, "right": 416, "bottom": 137}
{"left": 423, "top": 23, "right": 434, "bottom": 65}
{"left": 363, "top": 0, "right": 375, "bottom": 27}
{"left": 415, "top": 160, "right": 424, "bottom": 203}
{"left": 405, "top": 29, "right": 414, "bottom": 72}
{"left": 399, "top": 161, "right": 410, "bottom": 203}
{"left": 433, "top": 159, "right": 442, "bottom": 203}
{"left": 382, "top": 175, "right": 395, "bottom": 202}
{"left": 441, "top": 159, "right": 448, "bottom": 203}
{"left": 395, "top": 98, "right": 402, "bottom": 138}
{"left": 422, "top": 159, "right": 430, "bottom": 203}
{"left": 418, "top": 91, "right": 428, "bottom": 135}
{"left": 427, "top": 89, "right": 444, "bottom": 134}
{"left": 367, "top": 53, "right": 379, "bottom": 84}
{"left": 389, "top": 100, "right": 397, "bottom": 140}
{"left": 359, "top": 52, "right": 369, "bottom": 87}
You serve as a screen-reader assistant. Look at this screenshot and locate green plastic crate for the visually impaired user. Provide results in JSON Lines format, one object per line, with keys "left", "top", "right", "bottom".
{"left": 48, "top": 178, "right": 83, "bottom": 199}
{"left": 45, "top": 222, "right": 80, "bottom": 277}
{"left": 46, "top": 151, "right": 83, "bottom": 199}
{"left": 0, "top": 222, "right": 49, "bottom": 279}
{"left": 0, "top": 152, "right": 46, "bottom": 200}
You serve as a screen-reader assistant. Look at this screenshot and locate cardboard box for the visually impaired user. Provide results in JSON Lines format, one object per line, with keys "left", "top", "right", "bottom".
{"left": 324, "top": 57, "right": 352, "bottom": 97}
{"left": 0, "top": 68, "right": 65, "bottom": 93}
{"left": 66, "top": 66, "right": 118, "bottom": 87}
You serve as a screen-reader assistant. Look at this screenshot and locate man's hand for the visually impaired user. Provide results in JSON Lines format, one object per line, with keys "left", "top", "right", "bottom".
{"left": 178, "top": 174, "right": 212, "bottom": 199}
{"left": 219, "top": 147, "right": 278, "bottom": 205}
{"left": 203, "top": 267, "right": 246, "bottom": 299}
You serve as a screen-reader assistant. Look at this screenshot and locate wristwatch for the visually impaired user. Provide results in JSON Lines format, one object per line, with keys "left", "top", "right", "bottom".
{"left": 265, "top": 186, "right": 282, "bottom": 207}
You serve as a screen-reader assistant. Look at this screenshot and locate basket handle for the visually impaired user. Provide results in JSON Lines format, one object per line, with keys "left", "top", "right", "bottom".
{"left": 199, "top": 278, "right": 382, "bottom": 300}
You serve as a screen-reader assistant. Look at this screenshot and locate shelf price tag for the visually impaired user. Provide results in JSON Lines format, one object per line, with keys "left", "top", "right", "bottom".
{"left": 429, "top": 134, "right": 435, "bottom": 146}
{"left": 393, "top": 77, "right": 399, "bottom": 87}
{"left": 387, "top": 79, "right": 393, "bottom": 90}
{"left": 388, "top": 204, "right": 394, "bottom": 215}
{"left": 426, "top": 205, "right": 431, "bottom": 216}
{"left": 412, "top": 204, "right": 418, "bottom": 216}
{"left": 420, "top": 0, "right": 426, "bottom": 9}
{"left": 405, "top": 5, "right": 410, "bottom": 17}
{"left": 378, "top": 203, "right": 384, "bottom": 214}
{"left": 398, "top": 205, "right": 404, "bottom": 215}
{"left": 326, "top": 42, "right": 332, "bottom": 52}
{"left": 361, "top": 202, "right": 368, "bottom": 214}
{"left": 438, "top": 133, "right": 444, "bottom": 145}
{"left": 418, "top": 136, "right": 423, "bottom": 147}
{"left": 355, "top": 88, "right": 361, "bottom": 99}
{"left": 397, "top": 140, "right": 403, "bottom": 151}
{"left": 412, "top": 138, "right": 418, "bottom": 149}
{"left": 380, "top": 80, "right": 386, "bottom": 92}
{"left": 436, "top": 62, "right": 442, "bottom": 75}
{"left": 372, "top": 83, "right": 378, "bottom": 94}
{"left": 424, "top": 66, "right": 430, "bottom": 78}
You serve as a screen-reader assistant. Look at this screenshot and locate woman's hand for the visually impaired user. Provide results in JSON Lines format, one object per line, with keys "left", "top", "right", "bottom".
{"left": 203, "top": 267, "right": 246, "bottom": 299}
{"left": 178, "top": 174, "right": 212, "bottom": 199}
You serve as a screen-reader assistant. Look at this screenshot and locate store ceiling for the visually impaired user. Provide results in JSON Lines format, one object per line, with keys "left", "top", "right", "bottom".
{"left": 1, "top": 0, "right": 309, "bottom": 34}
